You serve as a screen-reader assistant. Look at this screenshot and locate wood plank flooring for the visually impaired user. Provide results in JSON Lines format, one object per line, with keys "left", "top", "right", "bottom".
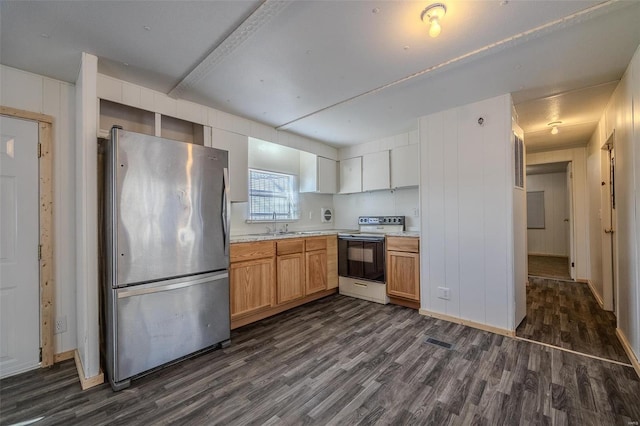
{"left": 516, "top": 277, "right": 630, "bottom": 364}
{"left": 2, "top": 295, "right": 639, "bottom": 425}
{"left": 528, "top": 255, "right": 571, "bottom": 280}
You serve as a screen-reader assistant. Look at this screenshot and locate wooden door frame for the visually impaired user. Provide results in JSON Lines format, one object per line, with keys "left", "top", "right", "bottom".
{"left": 1, "top": 105, "right": 55, "bottom": 368}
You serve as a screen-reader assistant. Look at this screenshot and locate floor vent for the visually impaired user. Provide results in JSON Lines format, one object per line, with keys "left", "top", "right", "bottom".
{"left": 424, "top": 337, "right": 453, "bottom": 350}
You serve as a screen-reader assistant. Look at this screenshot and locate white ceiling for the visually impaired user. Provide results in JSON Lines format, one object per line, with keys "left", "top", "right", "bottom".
{"left": 2, "top": 1, "right": 639, "bottom": 148}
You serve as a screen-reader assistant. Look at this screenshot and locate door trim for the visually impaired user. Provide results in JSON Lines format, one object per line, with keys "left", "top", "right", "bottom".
{"left": 1, "top": 105, "right": 55, "bottom": 368}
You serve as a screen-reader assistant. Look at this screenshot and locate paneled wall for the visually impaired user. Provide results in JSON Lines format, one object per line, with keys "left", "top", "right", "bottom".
{"left": 419, "top": 94, "right": 518, "bottom": 331}
{"left": 586, "top": 120, "right": 606, "bottom": 306}
{"left": 0, "top": 65, "right": 77, "bottom": 355}
{"left": 588, "top": 45, "right": 640, "bottom": 362}
{"left": 527, "top": 172, "right": 569, "bottom": 256}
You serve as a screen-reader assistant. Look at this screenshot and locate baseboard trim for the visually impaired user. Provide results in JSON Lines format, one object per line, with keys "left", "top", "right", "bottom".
{"left": 586, "top": 280, "right": 605, "bottom": 309}
{"left": 74, "top": 350, "right": 104, "bottom": 390}
{"left": 418, "top": 309, "right": 515, "bottom": 337}
{"left": 616, "top": 328, "right": 640, "bottom": 378}
{"left": 54, "top": 349, "right": 75, "bottom": 363}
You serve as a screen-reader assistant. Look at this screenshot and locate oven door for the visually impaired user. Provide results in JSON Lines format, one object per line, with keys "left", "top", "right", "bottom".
{"left": 338, "top": 235, "right": 386, "bottom": 283}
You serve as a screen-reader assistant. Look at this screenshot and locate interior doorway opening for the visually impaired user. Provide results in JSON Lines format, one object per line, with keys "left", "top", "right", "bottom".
{"left": 525, "top": 161, "right": 574, "bottom": 281}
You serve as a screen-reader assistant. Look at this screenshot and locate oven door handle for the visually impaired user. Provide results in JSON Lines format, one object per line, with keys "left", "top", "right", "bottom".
{"left": 339, "top": 235, "right": 385, "bottom": 242}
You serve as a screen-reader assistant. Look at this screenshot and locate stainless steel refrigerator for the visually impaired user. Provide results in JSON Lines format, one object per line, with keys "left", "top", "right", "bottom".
{"left": 100, "top": 126, "right": 230, "bottom": 391}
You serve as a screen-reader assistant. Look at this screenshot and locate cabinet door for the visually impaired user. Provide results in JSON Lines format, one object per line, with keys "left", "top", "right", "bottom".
{"left": 339, "top": 157, "right": 362, "bottom": 194}
{"left": 386, "top": 251, "right": 420, "bottom": 301}
{"left": 211, "top": 127, "right": 248, "bottom": 202}
{"left": 277, "top": 253, "right": 305, "bottom": 304}
{"left": 362, "top": 151, "right": 390, "bottom": 191}
{"left": 317, "top": 157, "right": 337, "bottom": 194}
{"left": 306, "top": 250, "right": 327, "bottom": 295}
{"left": 391, "top": 144, "right": 419, "bottom": 188}
{"left": 230, "top": 257, "right": 275, "bottom": 320}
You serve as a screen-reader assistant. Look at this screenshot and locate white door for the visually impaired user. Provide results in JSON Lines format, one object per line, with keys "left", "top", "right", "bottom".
{"left": 565, "top": 162, "right": 575, "bottom": 280}
{"left": 0, "top": 116, "right": 40, "bottom": 378}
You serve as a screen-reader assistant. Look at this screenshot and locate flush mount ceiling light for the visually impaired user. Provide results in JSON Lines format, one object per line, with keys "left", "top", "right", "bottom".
{"left": 421, "top": 3, "right": 447, "bottom": 38}
{"left": 548, "top": 121, "right": 562, "bottom": 135}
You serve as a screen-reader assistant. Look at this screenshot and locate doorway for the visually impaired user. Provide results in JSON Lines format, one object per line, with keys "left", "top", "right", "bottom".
{"left": 525, "top": 161, "right": 574, "bottom": 280}
{"left": 0, "top": 106, "right": 55, "bottom": 378}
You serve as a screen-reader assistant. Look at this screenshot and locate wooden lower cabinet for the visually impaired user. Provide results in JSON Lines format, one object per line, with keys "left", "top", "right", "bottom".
{"left": 306, "top": 250, "right": 327, "bottom": 295}
{"left": 386, "top": 236, "right": 420, "bottom": 307}
{"left": 230, "top": 235, "right": 338, "bottom": 329}
{"left": 386, "top": 251, "right": 420, "bottom": 301}
{"left": 230, "top": 257, "right": 275, "bottom": 320}
{"left": 277, "top": 252, "right": 305, "bottom": 304}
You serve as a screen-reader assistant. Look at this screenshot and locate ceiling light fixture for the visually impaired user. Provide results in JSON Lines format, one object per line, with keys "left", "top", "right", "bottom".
{"left": 548, "top": 121, "right": 562, "bottom": 135}
{"left": 421, "top": 3, "right": 447, "bottom": 38}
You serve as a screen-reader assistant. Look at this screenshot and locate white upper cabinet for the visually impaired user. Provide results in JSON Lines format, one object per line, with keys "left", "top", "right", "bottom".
{"left": 362, "top": 151, "right": 390, "bottom": 191}
{"left": 210, "top": 127, "right": 249, "bottom": 202}
{"left": 391, "top": 144, "right": 419, "bottom": 188}
{"left": 300, "top": 152, "right": 337, "bottom": 194}
{"left": 317, "top": 157, "right": 337, "bottom": 193}
{"left": 339, "top": 157, "right": 362, "bottom": 194}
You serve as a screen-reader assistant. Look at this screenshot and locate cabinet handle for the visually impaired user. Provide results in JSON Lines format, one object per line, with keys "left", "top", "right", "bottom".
{"left": 354, "top": 282, "right": 368, "bottom": 288}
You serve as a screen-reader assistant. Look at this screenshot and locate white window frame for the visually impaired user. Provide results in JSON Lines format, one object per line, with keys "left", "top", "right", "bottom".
{"left": 248, "top": 168, "right": 299, "bottom": 222}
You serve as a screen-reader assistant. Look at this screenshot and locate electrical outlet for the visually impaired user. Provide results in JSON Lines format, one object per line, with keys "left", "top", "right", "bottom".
{"left": 437, "top": 287, "right": 450, "bottom": 300}
{"left": 413, "top": 207, "right": 419, "bottom": 217}
{"left": 55, "top": 316, "right": 67, "bottom": 334}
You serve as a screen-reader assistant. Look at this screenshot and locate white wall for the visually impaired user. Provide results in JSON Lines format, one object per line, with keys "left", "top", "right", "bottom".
{"left": 419, "top": 94, "right": 517, "bottom": 331}
{"left": 527, "top": 172, "right": 569, "bottom": 256}
{"left": 0, "top": 65, "right": 77, "bottom": 355}
{"left": 586, "top": 121, "right": 606, "bottom": 304}
{"left": 75, "top": 53, "right": 100, "bottom": 377}
{"left": 333, "top": 187, "right": 420, "bottom": 231}
{"left": 230, "top": 138, "right": 336, "bottom": 235}
{"left": 588, "top": 45, "right": 640, "bottom": 362}
{"left": 527, "top": 148, "right": 589, "bottom": 281}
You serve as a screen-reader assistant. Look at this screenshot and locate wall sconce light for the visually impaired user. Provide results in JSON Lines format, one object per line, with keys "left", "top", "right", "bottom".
{"left": 421, "top": 3, "right": 447, "bottom": 38}
{"left": 548, "top": 121, "right": 562, "bottom": 135}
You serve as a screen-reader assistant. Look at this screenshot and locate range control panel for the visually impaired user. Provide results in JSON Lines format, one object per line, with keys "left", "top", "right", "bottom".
{"left": 358, "top": 216, "right": 405, "bottom": 226}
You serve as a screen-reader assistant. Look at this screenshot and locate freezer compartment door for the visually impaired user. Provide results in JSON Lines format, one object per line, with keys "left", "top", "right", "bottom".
{"left": 114, "top": 129, "right": 229, "bottom": 286}
{"left": 113, "top": 271, "right": 230, "bottom": 382}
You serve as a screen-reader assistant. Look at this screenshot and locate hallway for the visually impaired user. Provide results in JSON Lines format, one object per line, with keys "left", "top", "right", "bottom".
{"left": 516, "top": 277, "right": 629, "bottom": 364}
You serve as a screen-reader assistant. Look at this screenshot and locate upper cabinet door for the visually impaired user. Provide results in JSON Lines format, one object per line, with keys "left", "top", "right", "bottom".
{"left": 391, "top": 144, "right": 419, "bottom": 188}
{"left": 362, "top": 151, "right": 390, "bottom": 191}
{"left": 211, "top": 127, "right": 249, "bottom": 202}
{"left": 339, "top": 157, "right": 362, "bottom": 194}
{"left": 300, "top": 153, "right": 337, "bottom": 194}
{"left": 317, "top": 157, "right": 337, "bottom": 194}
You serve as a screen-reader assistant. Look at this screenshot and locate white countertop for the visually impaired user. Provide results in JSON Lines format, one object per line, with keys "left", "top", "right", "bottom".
{"left": 230, "top": 229, "right": 352, "bottom": 243}
{"left": 230, "top": 229, "right": 420, "bottom": 243}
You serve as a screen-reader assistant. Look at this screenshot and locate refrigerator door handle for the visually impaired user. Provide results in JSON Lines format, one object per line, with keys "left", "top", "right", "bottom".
{"left": 222, "top": 167, "right": 231, "bottom": 256}
{"left": 117, "top": 272, "right": 229, "bottom": 298}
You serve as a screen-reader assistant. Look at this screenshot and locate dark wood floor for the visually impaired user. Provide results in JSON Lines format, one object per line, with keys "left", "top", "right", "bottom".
{"left": 528, "top": 255, "right": 571, "bottom": 280}
{"left": 516, "top": 277, "right": 630, "bottom": 364}
{"left": 2, "top": 295, "right": 640, "bottom": 425}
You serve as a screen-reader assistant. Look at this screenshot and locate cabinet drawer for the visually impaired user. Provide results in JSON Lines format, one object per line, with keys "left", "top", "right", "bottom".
{"left": 305, "top": 237, "right": 327, "bottom": 251}
{"left": 231, "top": 241, "right": 275, "bottom": 263}
{"left": 277, "top": 239, "right": 305, "bottom": 255}
{"left": 386, "top": 236, "right": 419, "bottom": 253}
